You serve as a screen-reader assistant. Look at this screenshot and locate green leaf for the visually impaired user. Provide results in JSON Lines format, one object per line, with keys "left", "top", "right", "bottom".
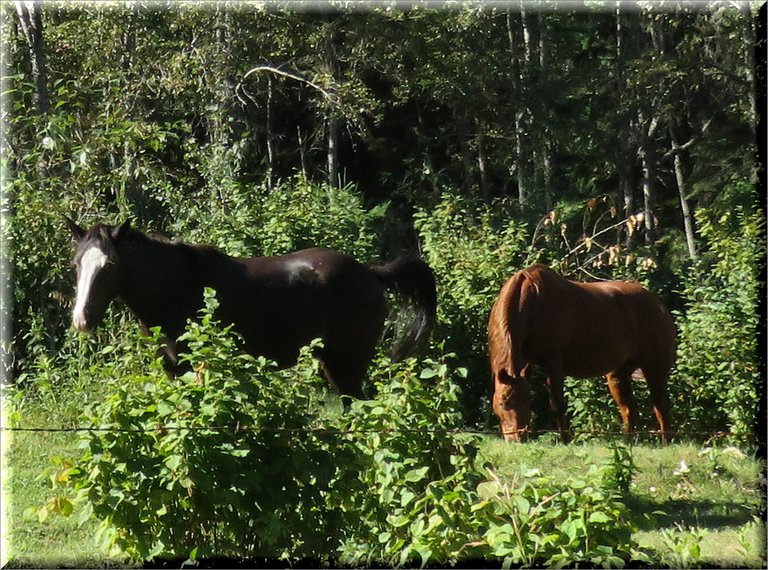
{"left": 588, "top": 511, "right": 613, "bottom": 524}
{"left": 165, "top": 454, "right": 183, "bottom": 471}
{"left": 56, "top": 497, "right": 74, "bottom": 517}
{"left": 514, "top": 495, "right": 531, "bottom": 514}
{"left": 404, "top": 466, "right": 430, "bottom": 483}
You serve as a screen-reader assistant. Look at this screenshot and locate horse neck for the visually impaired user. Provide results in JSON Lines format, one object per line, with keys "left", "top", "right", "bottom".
{"left": 116, "top": 236, "right": 207, "bottom": 332}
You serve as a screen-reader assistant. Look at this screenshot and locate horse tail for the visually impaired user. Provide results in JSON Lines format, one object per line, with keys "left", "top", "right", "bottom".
{"left": 488, "top": 269, "right": 536, "bottom": 379}
{"left": 370, "top": 255, "right": 437, "bottom": 360}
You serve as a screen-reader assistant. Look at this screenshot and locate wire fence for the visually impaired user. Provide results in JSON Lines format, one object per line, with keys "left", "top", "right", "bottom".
{"left": 0, "top": 423, "right": 758, "bottom": 443}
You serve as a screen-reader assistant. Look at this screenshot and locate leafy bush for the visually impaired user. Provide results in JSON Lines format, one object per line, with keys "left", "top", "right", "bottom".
{"left": 169, "top": 167, "right": 387, "bottom": 261}
{"left": 334, "top": 356, "right": 483, "bottom": 567}
{"left": 68, "top": 290, "right": 352, "bottom": 561}
{"left": 671, "top": 205, "right": 764, "bottom": 441}
{"left": 473, "top": 463, "right": 642, "bottom": 568}
{"left": 413, "top": 191, "right": 530, "bottom": 423}
{"left": 60, "top": 289, "right": 647, "bottom": 566}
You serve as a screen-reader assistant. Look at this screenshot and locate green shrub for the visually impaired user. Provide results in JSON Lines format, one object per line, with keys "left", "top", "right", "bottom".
{"left": 333, "top": 356, "right": 482, "bottom": 567}
{"left": 473, "top": 466, "right": 642, "bottom": 568}
{"left": 58, "top": 288, "right": 647, "bottom": 566}
{"left": 169, "top": 168, "right": 387, "bottom": 261}
{"left": 68, "top": 290, "right": 352, "bottom": 561}
{"left": 671, "top": 206, "right": 764, "bottom": 442}
{"left": 413, "top": 191, "right": 530, "bottom": 423}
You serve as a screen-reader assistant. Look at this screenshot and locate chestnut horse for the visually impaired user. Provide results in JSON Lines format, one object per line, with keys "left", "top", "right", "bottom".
{"left": 66, "top": 218, "right": 436, "bottom": 398}
{"left": 488, "top": 264, "right": 675, "bottom": 443}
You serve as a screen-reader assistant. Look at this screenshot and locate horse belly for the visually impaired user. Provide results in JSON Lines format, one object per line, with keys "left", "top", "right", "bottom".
{"left": 549, "top": 328, "right": 635, "bottom": 378}
{"left": 224, "top": 284, "right": 330, "bottom": 367}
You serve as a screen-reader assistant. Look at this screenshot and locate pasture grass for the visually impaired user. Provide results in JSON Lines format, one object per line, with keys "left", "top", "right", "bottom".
{"left": 478, "top": 437, "right": 767, "bottom": 568}
{"left": 3, "top": 392, "right": 766, "bottom": 568}
{"left": 2, "top": 396, "right": 131, "bottom": 569}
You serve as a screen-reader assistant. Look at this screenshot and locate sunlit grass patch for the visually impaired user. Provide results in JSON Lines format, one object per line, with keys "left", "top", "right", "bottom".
{"left": 3, "top": 416, "right": 131, "bottom": 568}
{"left": 478, "top": 437, "right": 765, "bottom": 568}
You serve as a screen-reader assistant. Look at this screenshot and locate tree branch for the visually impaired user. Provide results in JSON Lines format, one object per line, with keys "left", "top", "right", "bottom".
{"left": 239, "top": 65, "right": 337, "bottom": 105}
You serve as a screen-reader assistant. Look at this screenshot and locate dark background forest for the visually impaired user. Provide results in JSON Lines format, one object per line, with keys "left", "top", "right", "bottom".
{"left": 3, "top": 1, "right": 765, "bottom": 436}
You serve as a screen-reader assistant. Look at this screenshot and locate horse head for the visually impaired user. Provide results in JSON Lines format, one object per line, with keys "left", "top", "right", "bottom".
{"left": 492, "top": 367, "right": 532, "bottom": 442}
{"left": 66, "top": 217, "right": 131, "bottom": 332}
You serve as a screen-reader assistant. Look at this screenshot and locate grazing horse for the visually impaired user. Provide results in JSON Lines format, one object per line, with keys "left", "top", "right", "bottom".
{"left": 66, "top": 218, "right": 437, "bottom": 398}
{"left": 488, "top": 264, "right": 676, "bottom": 443}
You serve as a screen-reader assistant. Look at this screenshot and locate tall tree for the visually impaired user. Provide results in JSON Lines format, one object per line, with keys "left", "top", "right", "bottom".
{"left": 14, "top": 1, "right": 48, "bottom": 115}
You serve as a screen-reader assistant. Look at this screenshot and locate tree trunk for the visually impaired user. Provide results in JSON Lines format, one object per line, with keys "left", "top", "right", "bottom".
{"left": 638, "top": 135, "right": 657, "bottom": 246}
{"left": 669, "top": 127, "right": 697, "bottom": 259}
{"left": 297, "top": 126, "right": 308, "bottom": 179}
{"left": 327, "top": 116, "right": 340, "bottom": 187}
{"left": 537, "top": 13, "right": 553, "bottom": 211}
{"left": 266, "top": 75, "right": 275, "bottom": 189}
{"left": 213, "top": 11, "right": 235, "bottom": 149}
{"left": 477, "top": 120, "right": 490, "bottom": 202}
{"left": 506, "top": 10, "right": 529, "bottom": 206}
{"left": 324, "top": 24, "right": 341, "bottom": 188}
{"left": 740, "top": 3, "right": 756, "bottom": 129}
{"left": 615, "top": 2, "right": 636, "bottom": 220}
{"left": 638, "top": 105, "right": 660, "bottom": 246}
{"left": 15, "top": 1, "right": 48, "bottom": 115}
{"left": 514, "top": 115, "right": 526, "bottom": 206}
{"left": 542, "top": 142, "right": 553, "bottom": 211}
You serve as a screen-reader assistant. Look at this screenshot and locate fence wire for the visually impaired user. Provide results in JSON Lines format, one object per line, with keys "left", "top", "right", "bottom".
{"left": 0, "top": 424, "right": 757, "bottom": 442}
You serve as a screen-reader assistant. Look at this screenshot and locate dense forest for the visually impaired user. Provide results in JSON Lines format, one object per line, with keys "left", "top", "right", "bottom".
{"left": 3, "top": 1, "right": 765, "bottom": 431}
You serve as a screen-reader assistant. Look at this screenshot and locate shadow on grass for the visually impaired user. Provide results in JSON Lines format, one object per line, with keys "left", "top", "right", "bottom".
{"left": 627, "top": 494, "right": 758, "bottom": 530}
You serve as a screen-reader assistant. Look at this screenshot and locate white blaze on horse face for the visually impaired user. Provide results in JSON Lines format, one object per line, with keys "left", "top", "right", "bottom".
{"left": 73, "top": 244, "right": 109, "bottom": 331}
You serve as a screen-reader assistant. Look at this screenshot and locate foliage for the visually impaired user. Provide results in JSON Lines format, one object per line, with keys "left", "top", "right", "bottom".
{"left": 670, "top": 204, "right": 764, "bottom": 441}
{"left": 169, "top": 170, "right": 387, "bottom": 260}
{"left": 333, "top": 356, "right": 484, "bottom": 567}
{"left": 5, "top": 5, "right": 764, "bottom": 567}
{"left": 52, "top": 291, "right": 652, "bottom": 566}
{"left": 473, "top": 465, "right": 642, "bottom": 568}
{"left": 66, "top": 290, "right": 350, "bottom": 561}
{"left": 6, "top": 3, "right": 761, "bottom": 445}
{"left": 413, "top": 191, "right": 530, "bottom": 422}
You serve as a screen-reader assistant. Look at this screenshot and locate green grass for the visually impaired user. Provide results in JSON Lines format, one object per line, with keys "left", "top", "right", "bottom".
{"left": 3, "top": 393, "right": 766, "bottom": 568}
{"left": 2, "top": 381, "right": 133, "bottom": 569}
{"left": 3, "top": 429, "right": 131, "bottom": 568}
{"left": 479, "top": 437, "right": 767, "bottom": 568}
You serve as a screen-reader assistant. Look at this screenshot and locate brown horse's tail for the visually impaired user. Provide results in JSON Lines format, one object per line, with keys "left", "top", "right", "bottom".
{"left": 488, "top": 270, "right": 535, "bottom": 379}
{"left": 371, "top": 255, "right": 437, "bottom": 360}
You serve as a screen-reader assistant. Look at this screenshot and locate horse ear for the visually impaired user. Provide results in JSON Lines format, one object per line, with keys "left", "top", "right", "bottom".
{"left": 65, "top": 216, "right": 86, "bottom": 242}
{"left": 111, "top": 219, "right": 131, "bottom": 241}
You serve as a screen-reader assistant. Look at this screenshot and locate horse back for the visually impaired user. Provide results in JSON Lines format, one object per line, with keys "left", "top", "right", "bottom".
{"left": 492, "top": 265, "right": 675, "bottom": 379}
{"left": 211, "top": 247, "right": 386, "bottom": 364}
{"left": 555, "top": 273, "right": 676, "bottom": 374}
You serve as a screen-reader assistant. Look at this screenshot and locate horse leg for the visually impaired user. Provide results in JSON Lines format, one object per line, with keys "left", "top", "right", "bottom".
{"left": 605, "top": 366, "right": 638, "bottom": 436}
{"left": 641, "top": 365, "right": 672, "bottom": 444}
{"left": 317, "top": 344, "right": 372, "bottom": 401}
{"left": 492, "top": 371, "right": 531, "bottom": 442}
{"left": 545, "top": 370, "right": 570, "bottom": 443}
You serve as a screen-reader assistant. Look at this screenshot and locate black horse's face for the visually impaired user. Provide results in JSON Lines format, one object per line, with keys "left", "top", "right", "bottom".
{"left": 67, "top": 218, "right": 130, "bottom": 333}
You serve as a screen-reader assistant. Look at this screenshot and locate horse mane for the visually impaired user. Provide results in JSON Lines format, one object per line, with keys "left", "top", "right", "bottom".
{"left": 122, "top": 227, "right": 228, "bottom": 261}
{"left": 112, "top": 226, "right": 235, "bottom": 293}
{"left": 488, "top": 266, "right": 543, "bottom": 378}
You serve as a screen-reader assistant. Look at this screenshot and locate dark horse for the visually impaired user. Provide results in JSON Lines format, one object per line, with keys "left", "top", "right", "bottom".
{"left": 66, "top": 218, "right": 437, "bottom": 398}
{"left": 488, "top": 264, "right": 676, "bottom": 443}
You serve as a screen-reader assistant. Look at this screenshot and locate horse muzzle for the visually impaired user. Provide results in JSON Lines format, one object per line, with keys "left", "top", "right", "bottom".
{"left": 72, "top": 310, "right": 95, "bottom": 333}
